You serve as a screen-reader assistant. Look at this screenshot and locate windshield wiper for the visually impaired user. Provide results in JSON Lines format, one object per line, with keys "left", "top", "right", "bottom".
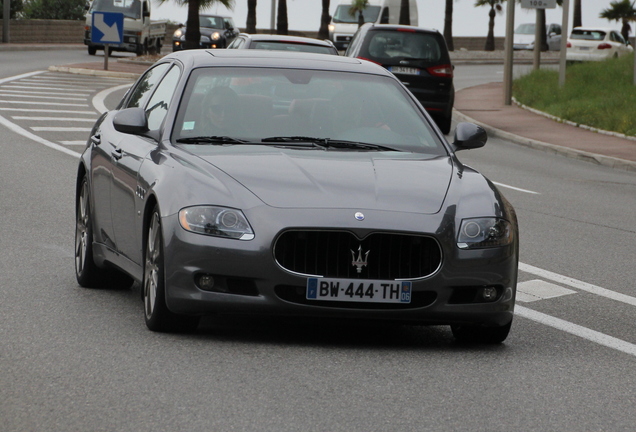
{"left": 262, "top": 136, "right": 398, "bottom": 152}
{"left": 176, "top": 136, "right": 249, "bottom": 145}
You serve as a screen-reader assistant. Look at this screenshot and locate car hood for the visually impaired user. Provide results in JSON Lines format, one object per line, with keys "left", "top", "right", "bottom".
{"left": 196, "top": 150, "right": 453, "bottom": 214}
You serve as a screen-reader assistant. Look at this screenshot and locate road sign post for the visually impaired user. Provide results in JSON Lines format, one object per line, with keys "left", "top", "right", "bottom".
{"left": 91, "top": 11, "right": 124, "bottom": 71}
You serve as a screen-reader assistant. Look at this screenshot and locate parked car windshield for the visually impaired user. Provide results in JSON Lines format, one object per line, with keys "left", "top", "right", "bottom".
{"left": 571, "top": 29, "right": 606, "bottom": 41}
{"left": 332, "top": 5, "right": 381, "bottom": 24}
{"left": 515, "top": 24, "right": 535, "bottom": 35}
{"left": 172, "top": 67, "right": 446, "bottom": 156}
{"left": 251, "top": 41, "right": 335, "bottom": 54}
{"left": 90, "top": 0, "right": 141, "bottom": 20}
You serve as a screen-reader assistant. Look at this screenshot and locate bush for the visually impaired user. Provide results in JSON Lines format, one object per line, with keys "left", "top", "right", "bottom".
{"left": 21, "top": 0, "right": 86, "bottom": 20}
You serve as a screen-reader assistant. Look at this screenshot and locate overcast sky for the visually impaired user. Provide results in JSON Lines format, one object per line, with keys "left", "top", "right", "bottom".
{"left": 152, "top": 1, "right": 619, "bottom": 37}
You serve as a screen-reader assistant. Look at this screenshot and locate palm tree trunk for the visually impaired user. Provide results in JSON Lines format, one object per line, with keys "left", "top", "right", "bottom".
{"left": 184, "top": 0, "right": 201, "bottom": 50}
{"left": 444, "top": 0, "right": 454, "bottom": 51}
{"left": 484, "top": 6, "right": 496, "bottom": 51}
{"left": 246, "top": 0, "right": 257, "bottom": 34}
{"left": 277, "top": 0, "right": 288, "bottom": 35}
{"left": 399, "top": 0, "right": 410, "bottom": 25}
{"left": 573, "top": 0, "right": 582, "bottom": 28}
{"left": 539, "top": 8, "right": 547, "bottom": 51}
{"left": 318, "top": 0, "right": 331, "bottom": 39}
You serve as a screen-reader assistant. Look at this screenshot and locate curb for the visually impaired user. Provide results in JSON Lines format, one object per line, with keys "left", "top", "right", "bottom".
{"left": 48, "top": 65, "right": 142, "bottom": 79}
{"left": 453, "top": 109, "right": 636, "bottom": 173}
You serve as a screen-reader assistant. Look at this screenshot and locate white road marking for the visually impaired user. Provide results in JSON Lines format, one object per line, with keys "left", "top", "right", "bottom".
{"left": 520, "top": 262, "right": 636, "bottom": 307}
{"left": 60, "top": 140, "right": 88, "bottom": 145}
{"left": 516, "top": 305, "right": 636, "bottom": 357}
{"left": 516, "top": 280, "right": 577, "bottom": 303}
{"left": 0, "top": 89, "right": 94, "bottom": 97}
{"left": 0, "top": 71, "right": 46, "bottom": 85}
{"left": 31, "top": 127, "right": 92, "bottom": 132}
{"left": 13, "top": 116, "right": 96, "bottom": 122}
{"left": 0, "top": 114, "right": 81, "bottom": 158}
{"left": 2, "top": 85, "right": 93, "bottom": 92}
{"left": 493, "top": 181, "right": 540, "bottom": 194}
{"left": 93, "top": 83, "right": 132, "bottom": 114}
{"left": 0, "top": 107, "right": 95, "bottom": 114}
{"left": 0, "top": 93, "right": 87, "bottom": 101}
{"left": 0, "top": 100, "right": 88, "bottom": 107}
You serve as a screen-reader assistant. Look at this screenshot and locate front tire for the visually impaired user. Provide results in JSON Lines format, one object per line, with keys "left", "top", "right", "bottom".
{"left": 88, "top": 46, "right": 97, "bottom": 55}
{"left": 451, "top": 319, "right": 512, "bottom": 344}
{"left": 143, "top": 207, "right": 199, "bottom": 332}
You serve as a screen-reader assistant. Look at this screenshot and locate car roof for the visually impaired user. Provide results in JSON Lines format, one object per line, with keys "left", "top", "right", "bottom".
{"left": 571, "top": 27, "right": 615, "bottom": 32}
{"left": 162, "top": 49, "right": 393, "bottom": 75}
{"left": 239, "top": 33, "right": 334, "bottom": 46}
{"left": 364, "top": 23, "right": 443, "bottom": 35}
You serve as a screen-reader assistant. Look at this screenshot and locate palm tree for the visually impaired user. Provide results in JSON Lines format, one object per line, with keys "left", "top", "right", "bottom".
{"left": 349, "top": 0, "right": 369, "bottom": 28}
{"left": 444, "top": 0, "right": 454, "bottom": 51}
{"left": 318, "top": 0, "right": 331, "bottom": 40}
{"left": 399, "top": 0, "right": 410, "bottom": 25}
{"left": 474, "top": 0, "right": 504, "bottom": 51}
{"left": 246, "top": 0, "right": 257, "bottom": 33}
{"left": 158, "top": 0, "right": 235, "bottom": 50}
{"left": 277, "top": 0, "right": 288, "bottom": 34}
{"left": 600, "top": 0, "right": 636, "bottom": 42}
{"left": 573, "top": 0, "right": 582, "bottom": 28}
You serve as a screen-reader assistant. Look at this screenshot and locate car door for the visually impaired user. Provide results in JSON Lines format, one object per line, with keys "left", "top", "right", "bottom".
{"left": 106, "top": 62, "right": 175, "bottom": 266}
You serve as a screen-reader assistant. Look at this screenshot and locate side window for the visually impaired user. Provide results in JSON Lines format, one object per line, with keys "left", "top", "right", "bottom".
{"left": 125, "top": 63, "right": 170, "bottom": 109}
{"left": 145, "top": 66, "right": 181, "bottom": 131}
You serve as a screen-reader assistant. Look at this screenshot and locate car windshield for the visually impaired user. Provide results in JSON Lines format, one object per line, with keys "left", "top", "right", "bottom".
{"left": 571, "top": 30, "right": 606, "bottom": 41}
{"left": 515, "top": 24, "right": 535, "bottom": 35}
{"left": 251, "top": 41, "right": 335, "bottom": 55}
{"left": 90, "top": 0, "right": 140, "bottom": 20}
{"left": 362, "top": 31, "right": 443, "bottom": 63}
{"left": 172, "top": 67, "right": 446, "bottom": 156}
{"left": 332, "top": 5, "right": 381, "bottom": 24}
{"left": 199, "top": 16, "right": 223, "bottom": 28}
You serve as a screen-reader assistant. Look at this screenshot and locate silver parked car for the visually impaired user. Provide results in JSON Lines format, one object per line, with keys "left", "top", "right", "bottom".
{"left": 74, "top": 49, "right": 519, "bottom": 343}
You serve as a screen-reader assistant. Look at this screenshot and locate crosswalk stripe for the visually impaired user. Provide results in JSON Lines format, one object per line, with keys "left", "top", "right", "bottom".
{"left": 31, "top": 127, "right": 92, "bottom": 132}
{"left": 0, "top": 89, "right": 95, "bottom": 97}
{"left": 0, "top": 100, "right": 88, "bottom": 107}
{"left": 13, "top": 116, "right": 96, "bottom": 122}
{"left": 0, "top": 107, "right": 95, "bottom": 114}
{"left": 0, "top": 93, "right": 87, "bottom": 101}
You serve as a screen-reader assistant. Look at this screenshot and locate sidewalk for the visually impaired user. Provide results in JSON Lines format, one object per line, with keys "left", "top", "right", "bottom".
{"left": 37, "top": 52, "right": 636, "bottom": 173}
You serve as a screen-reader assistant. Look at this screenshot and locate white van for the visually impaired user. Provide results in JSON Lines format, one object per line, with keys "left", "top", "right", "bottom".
{"left": 329, "top": 0, "right": 418, "bottom": 50}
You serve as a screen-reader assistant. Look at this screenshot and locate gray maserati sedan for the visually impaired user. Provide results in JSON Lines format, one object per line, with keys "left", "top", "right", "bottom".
{"left": 74, "top": 49, "right": 518, "bottom": 343}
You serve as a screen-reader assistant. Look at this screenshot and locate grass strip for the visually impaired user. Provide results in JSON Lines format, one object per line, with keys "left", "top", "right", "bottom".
{"left": 513, "top": 54, "right": 636, "bottom": 137}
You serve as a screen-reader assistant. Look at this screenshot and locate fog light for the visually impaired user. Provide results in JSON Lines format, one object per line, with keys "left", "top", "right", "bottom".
{"left": 197, "top": 274, "right": 215, "bottom": 291}
{"left": 481, "top": 287, "right": 498, "bottom": 301}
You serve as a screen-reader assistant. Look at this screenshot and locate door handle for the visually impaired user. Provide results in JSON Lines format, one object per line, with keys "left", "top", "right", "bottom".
{"left": 111, "top": 147, "right": 123, "bottom": 160}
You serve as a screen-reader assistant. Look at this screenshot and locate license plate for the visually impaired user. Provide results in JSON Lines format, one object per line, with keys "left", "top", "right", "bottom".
{"left": 389, "top": 66, "right": 420, "bottom": 75}
{"left": 307, "top": 278, "right": 412, "bottom": 304}
{"left": 579, "top": 47, "right": 590, "bottom": 51}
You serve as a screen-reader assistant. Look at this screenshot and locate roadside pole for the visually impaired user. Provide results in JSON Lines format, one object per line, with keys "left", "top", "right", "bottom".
{"left": 91, "top": 11, "right": 123, "bottom": 71}
{"left": 3, "top": 0, "right": 10, "bottom": 43}
{"left": 533, "top": 9, "right": 542, "bottom": 70}
{"left": 558, "top": 0, "right": 570, "bottom": 87}
{"left": 104, "top": 44, "right": 109, "bottom": 70}
{"left": 503, "top": 0, "right": 515, "bottom": 105}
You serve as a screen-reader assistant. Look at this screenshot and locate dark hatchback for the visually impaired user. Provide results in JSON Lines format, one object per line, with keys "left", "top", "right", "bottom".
{"left": 172, "top": 15, "right": 238, "bottom": 51}
{"left": 227, "top": 33, "right": 339, "bottom": 55}
{"left": 345, "top": 24, "right": 455, "bottom": 134}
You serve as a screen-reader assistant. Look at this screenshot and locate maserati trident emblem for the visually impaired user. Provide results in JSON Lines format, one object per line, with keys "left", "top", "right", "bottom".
{"left": 351, "top": 245, "right": 370, "bottom": 274}
{"left": 354, "top": 212, "right": 365, "bottom": 221}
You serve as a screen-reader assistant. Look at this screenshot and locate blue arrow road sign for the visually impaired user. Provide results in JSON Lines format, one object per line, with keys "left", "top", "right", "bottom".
{"left": 91, "top": 11, "right": 124, "bottom": 44}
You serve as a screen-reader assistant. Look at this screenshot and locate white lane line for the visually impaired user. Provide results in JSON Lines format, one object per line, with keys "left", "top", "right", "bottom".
{"left": 2, "top": 85, "right": 93, "bottom": 92}
{"left": 520, "top": 262, "right": 636, "bottom": 307}
{"left": 93, "top": 83, "right": 132, "bottom": 114}
{"left": 0, "top": 107, "right": 95, "bottom": 114}
{"left": 516, "top": 305, "right": 636, "bottom": 357}
{"left": 516, "top": 280, "right": 577, "bottom": 303}
{"left": 60, "top": 141, "right": 87, "bottom": 145}
{"left": 31, "top": 127, "right": 92, "bottom": 132}
{"left": 13, "top": 116, "right": 96, "bottom": 122}
{"left": 0, "top": 100, "right": 88, "bottom": 107}
{"left": 0, "top": 114, "right": 81, "bottom": 158}
{"left": 0, "top": 89, "right": 94, "bottom": 97}
{"left": 0, "top": 93, "right": 87, "bottom": 101}
{"left": 493, "top": 181, "right": 540, "bottom": 195}
{"left": 0, "top": 71, "right": 46, "bottom": 85}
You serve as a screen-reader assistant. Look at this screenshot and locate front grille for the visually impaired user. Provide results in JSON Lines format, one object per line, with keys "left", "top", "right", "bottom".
{"left": 274, "top": 230, "right": 442, "bottom": 280}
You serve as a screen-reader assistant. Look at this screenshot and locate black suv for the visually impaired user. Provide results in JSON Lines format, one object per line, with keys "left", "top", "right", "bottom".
{"left": 345, "top": 24, "right": 454, "bottom": 134}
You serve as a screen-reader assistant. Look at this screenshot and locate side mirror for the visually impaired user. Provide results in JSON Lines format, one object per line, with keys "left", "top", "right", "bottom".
{"left": 452, "top": 122, "right": 487, "bottom": 151}
{"left": 113, "top": 107, "right": 149, "bottom": 135}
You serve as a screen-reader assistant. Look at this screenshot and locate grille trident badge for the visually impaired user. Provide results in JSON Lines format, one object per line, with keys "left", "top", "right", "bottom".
{"left": 351, "top": 245, "right": 370, "bottom": 274}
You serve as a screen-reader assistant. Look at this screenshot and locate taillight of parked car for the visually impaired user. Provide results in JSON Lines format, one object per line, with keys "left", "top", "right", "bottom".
{"left": 427, "top": 64, "right": 453, "bottom": 78}
{"left": 567, "top": 42, "right": 572, "bottom": 48}
{"left": 597, "top": 43, "right": 612, "bottom": 50}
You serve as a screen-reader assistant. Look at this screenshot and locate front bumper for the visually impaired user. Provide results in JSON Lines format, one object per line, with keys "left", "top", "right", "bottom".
{"left": 161, "top": 207, "right": 517, "bottom": 327}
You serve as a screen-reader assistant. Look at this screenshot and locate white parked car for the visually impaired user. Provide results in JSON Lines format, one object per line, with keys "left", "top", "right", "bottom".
{"left": 566, "top": 27, "right": 633, "bottom": 62}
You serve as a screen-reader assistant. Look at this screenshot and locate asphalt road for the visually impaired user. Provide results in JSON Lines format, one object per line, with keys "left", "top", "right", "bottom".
{"left": 1, "top": 52, "right": 636, "bottom": 431}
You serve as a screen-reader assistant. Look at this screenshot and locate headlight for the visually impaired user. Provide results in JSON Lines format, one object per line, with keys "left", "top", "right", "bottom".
{"left": 179, "top": 206, "right": 254, "bottom": 240}
{"left": 173, "top": 29, "right": 183, "bottom": 38}
{"left": 457, "top": 218, "right": 513, "bottom": 249}
{"left": 211, "top": 31, "right": 221, "bottom": 40}
{"left": 328, "top": 24, "right": 335, "bottom": 32}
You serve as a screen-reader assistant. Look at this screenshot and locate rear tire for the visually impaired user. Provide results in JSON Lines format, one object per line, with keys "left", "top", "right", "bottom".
{"left": 88, "top": 46, "right": 97, "bottom": 55}
{"left": 451, "top": 319, "right": 512, "bottom": 344}
{"left": 143, "top": 207, "right": 199, "bottom": 332}
{"left": 437, "top": 114, "right": 452, "bottom": 135}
